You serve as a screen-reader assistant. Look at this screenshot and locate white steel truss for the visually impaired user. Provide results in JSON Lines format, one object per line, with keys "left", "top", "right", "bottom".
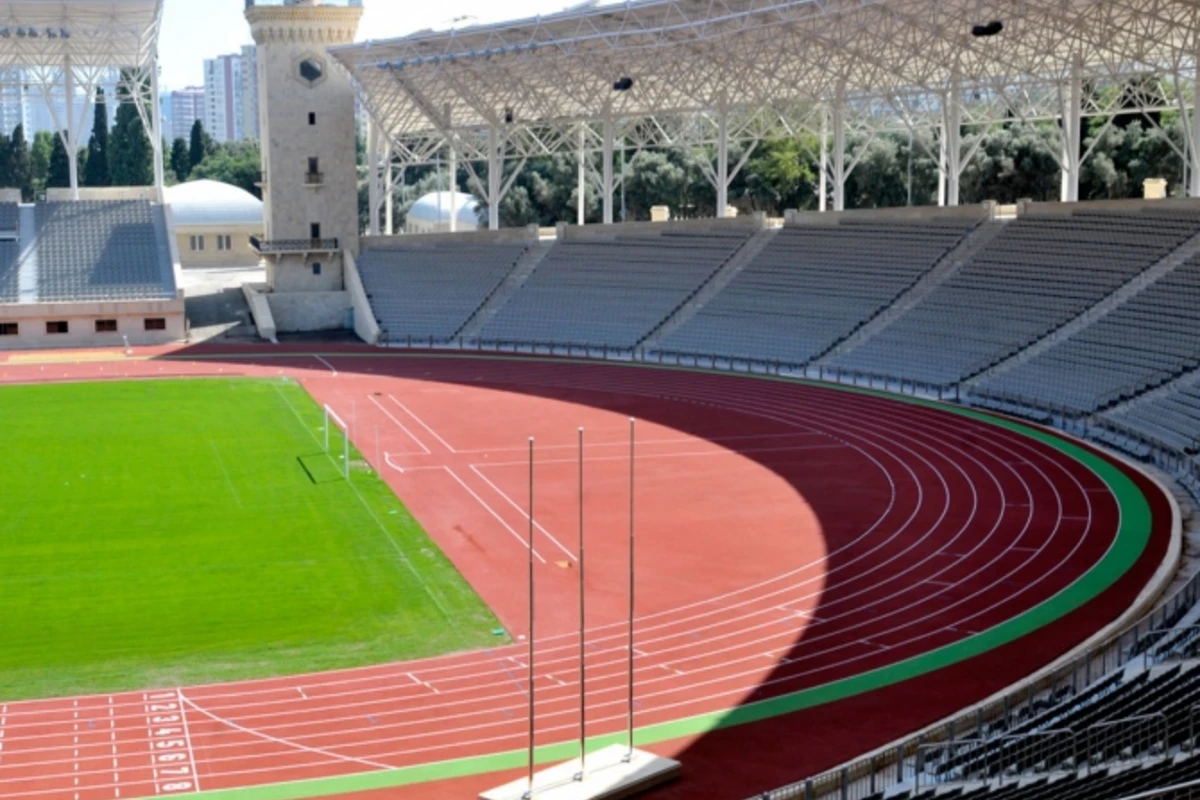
{"left": 332, "top": 0, "right": 1200, "bottom": 226}
{"left": 0, "top": 0, "right": 164, "bottom": 198}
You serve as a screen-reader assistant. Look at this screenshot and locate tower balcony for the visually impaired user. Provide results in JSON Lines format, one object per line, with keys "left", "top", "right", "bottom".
{"left": 250, "top": 236, "right": 340, "bottom": 256}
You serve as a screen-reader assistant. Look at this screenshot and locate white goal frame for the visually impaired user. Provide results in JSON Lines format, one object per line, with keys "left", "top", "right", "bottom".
{"left": 323, "top": 404, "right": 351, "bottom": 480}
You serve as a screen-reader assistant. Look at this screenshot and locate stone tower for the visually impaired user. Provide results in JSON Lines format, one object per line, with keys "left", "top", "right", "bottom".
{"left": 245, "top": 0, "right": 362, "bottom": 294}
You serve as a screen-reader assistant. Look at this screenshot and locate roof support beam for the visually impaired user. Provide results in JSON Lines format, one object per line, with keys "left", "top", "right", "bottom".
{"left": 1060, "top": 54, "right": 1083, "bottom": 203}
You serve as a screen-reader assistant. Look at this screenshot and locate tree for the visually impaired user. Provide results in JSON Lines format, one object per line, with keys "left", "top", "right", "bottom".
{"left": 170, "top": 137, "right": 191, "bottom": 182}
{"left": 109, "top": 85, "right": 153, "bottom": 186}
{"left": 189, "top": 141, "right": 263, "bottom": 198}
{"left": 189, "top": 119, "right": 212, "bottom": 171}
{"left": 47, "top": 134, "right": 71, "bottom": 188}
{"left": 30, "top": 130, "right": 54, "bottom": 191}
{"left": 83, "top": 87, "right": 110, "bottom": 187}
{"left": 9, "top": 124, "right": 33, "bottom": 201}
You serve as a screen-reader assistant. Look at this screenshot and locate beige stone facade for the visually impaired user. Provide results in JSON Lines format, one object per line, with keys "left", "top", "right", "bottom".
{"left": 175, "top": 227, "right": 262, "bottom": 268}
{"left": 0, "top": 296, "right": 186, "bottom": 350}
{"left": 246, "top": 1, "right": 362, "bottom": 295}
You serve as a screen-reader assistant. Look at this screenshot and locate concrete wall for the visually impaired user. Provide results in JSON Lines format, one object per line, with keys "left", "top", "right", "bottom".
{"left": 785, "top": 203, "right": 995, "bottom": 226}
{"left": 265, "top": 290, "right": 350, "bottom": 333}
{"left": 0, "top": 189, "right": 20, "bottom": 203}
{"left": 361, "top": 225, "right": 539, "bottom": 251}
{"left": 175, "top": 225, "right": 262, "bottom": 268}
{"left": 0, "top": 296, "right": 185, "bottom": 349}
{"left": 560, "top": 214, "right": 766, "bottom": 241}
{"left": 265, "top": 252, "right": 344, "bottom": 293}
{"left": 343, "top": 249, "right": 380, "bottom": 345}
{"left": 242, "top": 282, "right": 277, "bottom": 342}
{"left": 1018, "top": 196, "right": 1200, "bottom": 217}
{"left": 46, "top": 187, "right": 158, "bottom": 202}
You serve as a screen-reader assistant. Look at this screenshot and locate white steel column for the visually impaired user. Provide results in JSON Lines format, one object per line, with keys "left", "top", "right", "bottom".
{"left": 1191, "top": 70, "right": 1200, "bottom": 197}
{"left": 487, "top": 125, "right": 502, "bottom": 230}
{"left": 445, "top": 106, "right": 459, "bottom": 233}
{"left": 716, "top": 102, "right": 729, "bottom": 217}
{"left": 819, "top": 109, "right": 828, "bottom": 213}
{"left": 832, "top": 99, "right": 846, "bottom": 212}
{"left": 942, "top": 84, "right": 962, "bottom": 207}
{"left": 384, "top": 160, "right": 395, "bottom": 235}
{"left": 1061, "top": 55, "right": 1083, "bottom": 203}
{"left": 602, "top": 111, "right": 615, "bottom": 225}
{"left": 577, "top": 124, "right": 587, "bottom": 226}
{"left": 65, "top": 59, "right": 79, "bottom": 198}
{"left": 150, "top": 60, "right": 165, "bottom": 198}
{"left": 367, "top": 118, "right": 381, "bottom": 236}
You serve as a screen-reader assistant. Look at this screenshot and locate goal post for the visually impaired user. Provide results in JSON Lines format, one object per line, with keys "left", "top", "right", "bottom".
{"left": 323, "top": 404, "right": 351, "bottom": 480}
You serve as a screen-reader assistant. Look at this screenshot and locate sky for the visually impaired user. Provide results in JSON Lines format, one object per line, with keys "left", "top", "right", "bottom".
{"left": 159, "top": 0, "right": 576, "bottom": 91}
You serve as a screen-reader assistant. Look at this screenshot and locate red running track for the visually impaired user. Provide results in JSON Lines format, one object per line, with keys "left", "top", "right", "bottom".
{"left": 0, "top": 347, "right": 1173, "bottom": 800}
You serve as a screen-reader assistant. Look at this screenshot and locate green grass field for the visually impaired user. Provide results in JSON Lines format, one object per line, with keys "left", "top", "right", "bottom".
{"left": 0, "top": 377, "right": 505, "bottom": 701}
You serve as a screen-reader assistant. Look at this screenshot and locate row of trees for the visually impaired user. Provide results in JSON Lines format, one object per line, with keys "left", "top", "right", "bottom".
{"left": 358, "top": 111, "right": 1189, "bottom": 231}
{"left": 0, "top": 84, "right": 156, "bottom": 200}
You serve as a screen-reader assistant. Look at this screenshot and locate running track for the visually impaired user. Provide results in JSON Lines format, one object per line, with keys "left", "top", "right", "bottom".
{"left": 0, "top": 346, "right": 1174, "bottom": 800}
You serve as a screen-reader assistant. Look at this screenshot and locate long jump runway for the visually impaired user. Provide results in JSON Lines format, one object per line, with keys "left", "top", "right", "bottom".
{"left": 0, "top": 348, "right": 1173, "bottom": 800}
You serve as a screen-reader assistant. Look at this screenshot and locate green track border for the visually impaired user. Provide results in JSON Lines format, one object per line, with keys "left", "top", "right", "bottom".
{"left": 139, "top": 353, "right": 1156, "bottom": 800}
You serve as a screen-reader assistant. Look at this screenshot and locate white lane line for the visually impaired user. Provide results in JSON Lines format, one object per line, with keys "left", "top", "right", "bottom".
{"left": 176, "top": 690, "right": 202, "bottom": 793}
{"left": 469, "top": 465, "right": 577, "bottom": 562}
{"left": 314, "top": 355, "right": 338, "bottom": 376}
{"left": 390, "top": 461, "right": 547, "bottom": 563}
{"left": 389, "top": 396, "right": 457, "bottom": 452}
{"left": 297, "top": 688, "right": 307, "bottom": 700}
{"left": 368, "top": 395, "right": 430, "bottom": 455}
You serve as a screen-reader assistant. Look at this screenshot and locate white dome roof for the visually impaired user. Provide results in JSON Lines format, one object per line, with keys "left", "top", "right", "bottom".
{"left": 408, "top": 191, "right": 479, "bottom": 226}
{"left": 167, "top": 180, "right": 263, "bottom": 227}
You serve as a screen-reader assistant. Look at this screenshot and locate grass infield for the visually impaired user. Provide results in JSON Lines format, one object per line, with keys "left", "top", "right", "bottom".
{"left": 0, "top": 377, "right": 504, "bottom": 701}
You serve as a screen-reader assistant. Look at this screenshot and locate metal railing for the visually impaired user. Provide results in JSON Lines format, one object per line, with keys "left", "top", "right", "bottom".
{"left": 304, "top": 171, "right": 324, "bottom": 185}
{"left": 249, "top": 235, "right": 339, "bottom": 253}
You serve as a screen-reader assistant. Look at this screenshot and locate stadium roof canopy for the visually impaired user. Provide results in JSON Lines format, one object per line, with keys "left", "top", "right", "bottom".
{"left": 336, "top": 0, "right": 1200, "bottom": 226}
{"left": 0, "top": 0, "right": 166, "bottom": 195}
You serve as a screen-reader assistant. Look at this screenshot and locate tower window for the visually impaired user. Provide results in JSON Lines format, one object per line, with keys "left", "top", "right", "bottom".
{"left": 308, "top": 157, "right": 319, "bottom": 174}
{"left": 299, "top": 57, "right": 324, "bottom": 85}
{"left": 311, "top": 223, "right": 321, "bottom": 239}
{"left": 312, "top": 263, "right": 322, "bottom": 276}
{"left": 308, "top": 112, "right": 316, "bottom": 125}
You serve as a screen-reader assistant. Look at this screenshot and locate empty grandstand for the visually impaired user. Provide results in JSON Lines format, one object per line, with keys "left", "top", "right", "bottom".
{"left": 356, "top": 233, "right": 534, "bottom": 343}
{"left": 657, "top": 214, "right": 981, "bottom": 364}
{"left": 0, "top": 198, "right": 183, "bottom": 347}
{"left": 477, "top": 221, "right": 758, "bottom": 350}
{"left": 829, "top": 207, "right": 1200, "bottom": 386}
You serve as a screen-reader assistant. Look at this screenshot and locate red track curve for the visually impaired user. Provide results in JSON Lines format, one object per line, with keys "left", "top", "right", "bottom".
{"left": 0, "top": 347, "right": 1172, "bottom": 800}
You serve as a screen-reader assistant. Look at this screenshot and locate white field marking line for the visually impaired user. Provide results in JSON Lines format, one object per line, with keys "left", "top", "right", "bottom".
{"left": 176, "top": 692, "right": 392, "bottom": 772}
{"left": 366, "top": 395, "right": 430, "bottom": 455}
{"left": 120, "top": 401, "right": 1048, "bottom": 737}
{"left": 0, "top": 383, "right": 1084, "bottom": 748}
{"left": 468, "top": 465, "right": 577, "bottom": 562}
{"left": 383, "top": 457, "right": 547, "bottom": 564}
{"left": 275, "top": 386, "right": 460, "bottom": 633}
{"left": 0, "top": 376, "right": 1099, "bottom": 743}
{"left": 297, "top": 688, "right": 307, "bottom": 700}
{"left": 478, "top": 442, "right": 849, "bottom": 469}
{"left": 313, "top": 355, "right": 338, "bottom": 376}
{"left": 108, "top": 697, "right": 119, "bottom": 800}
{"left": 11, "top": 450, "right": 1104, "bottom": 777}
{"left": 449, "top": 431, "right": 826, "bottom": 455}
{"left": 175, "top": 689, "right": 201, "bottom": 794}
{"left": 7, "top": 376, "right": 1060, "bottom": 743}
{"left": 208, "top": 438, "right": 242, "bottom": 509}
{"left": 388, "top": 396, "right": 457, "bottom": 452}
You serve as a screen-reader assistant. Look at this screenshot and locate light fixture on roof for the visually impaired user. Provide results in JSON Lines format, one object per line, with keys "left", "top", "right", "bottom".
{"left": 612, "top": 76, "right": 634, "bottom": 92}
{"left": 971, "top": 20, "right": 1003, "bottom": 37}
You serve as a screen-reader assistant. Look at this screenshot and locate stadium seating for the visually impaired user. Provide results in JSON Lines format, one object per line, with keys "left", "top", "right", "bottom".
{"left": 0, "top": 202, "right": 18, "bottom": 235}
{"left": 477, "top": 227, "right": 752, "bottom": 348}
{"left": 973, "top": 253, "right": 1200, "bottom": 412}
{"left": 0, "top": 239, "right": 19, "bottom": 302}
{"left": 34, "top": 200, "right": 175, "bottom": 302}
{"left": 1099, "top": 377, "right": 1200, "bottom": 454}
{"left": 657, "top": 219, "right": 976, "bottom": 364}
{"left": 830, "top": 209, "right": 1200, "bottom": 386}
{"left": 356, "top": 239, "right": 531, "bottom": 341}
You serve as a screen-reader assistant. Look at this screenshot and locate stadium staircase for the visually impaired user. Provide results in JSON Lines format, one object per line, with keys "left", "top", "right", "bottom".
{"left": 813, "top": 219, "right": 1008, "bottom": 367}
{"left": 455, "top": 239, "right": 555, "bottom": 340}
{"left": 638, "top": 227, "right": 778, "bottom": 351}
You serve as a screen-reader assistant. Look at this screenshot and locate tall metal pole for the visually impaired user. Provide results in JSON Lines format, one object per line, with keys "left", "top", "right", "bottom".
{"left": 526, "top": 436, "right": 536, "bottom": 799}
{"left": 626, "top": 417, "right": 636, "bottom": 759}
{"left": 577, "top": 427, "right": 586, "bottom": 779}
